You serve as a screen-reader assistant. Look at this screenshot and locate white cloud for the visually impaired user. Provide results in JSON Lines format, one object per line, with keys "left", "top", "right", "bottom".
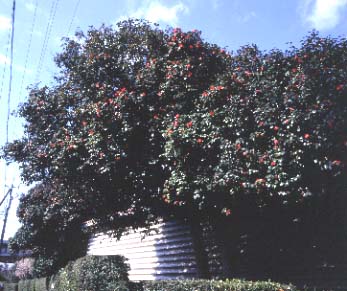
{"left": 238, "top": 11, "right": 256, "bottom": 23}
{"left": 118, "top": 1, "right": 189, "bottom": 26}
{"left": 25, "top": 2, "right": 36, "bottom": 12}
{"left": 211, "top": 0, "right": 222, "bottom": 10}
{"left": 0, "top": 15, "right": 11, "bottom": 31}
{"left": 300, "top": 0, "right": 347, "bottom": 30}
{"left": 0, "top": 53, "right": 10, "bottom": 65}
{"left": 0, "top": 53, "right": 33, "bottom": 74}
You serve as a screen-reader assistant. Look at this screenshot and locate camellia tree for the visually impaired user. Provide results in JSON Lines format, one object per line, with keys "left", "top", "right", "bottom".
{"left": 3, "top": 20, "right": 347, "bottom": 277}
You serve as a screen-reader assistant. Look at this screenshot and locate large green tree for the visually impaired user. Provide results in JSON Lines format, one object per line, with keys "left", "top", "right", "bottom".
{"left": 3, "top": 21, "right": 347, "bottom": 277}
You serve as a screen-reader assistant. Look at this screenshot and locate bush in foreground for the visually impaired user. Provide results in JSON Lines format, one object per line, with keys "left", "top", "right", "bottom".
{"left": 1, "top": 278, "right": 298, "bottom": 291}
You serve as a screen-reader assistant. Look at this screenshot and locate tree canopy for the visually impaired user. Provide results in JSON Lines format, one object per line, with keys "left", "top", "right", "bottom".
{"left": 3, "top": 20, "right": 347, "bottom": 275}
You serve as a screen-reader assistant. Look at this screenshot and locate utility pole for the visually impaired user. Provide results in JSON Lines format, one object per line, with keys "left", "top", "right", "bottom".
{"left": 0, "top": 186, "right": 13, "bottom": 254}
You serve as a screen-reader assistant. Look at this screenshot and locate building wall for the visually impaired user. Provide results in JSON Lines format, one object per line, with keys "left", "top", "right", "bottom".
{"left": 87, "top": 220, "right": 203, "bottom": 281}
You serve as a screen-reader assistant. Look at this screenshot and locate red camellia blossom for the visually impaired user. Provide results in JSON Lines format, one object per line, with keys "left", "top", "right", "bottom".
{"left": 273, "top": 139, "right": 279, "bottom": 146}
{"left": 274, "top": 126, "right": 279, "bottom": 131}
{"left": 336, "top": 84, "right": 344, "bottom": 91}
{"left": 209, "top": 111, "right": 215, "bottom": 117}
{"left": 225, "top": 209, "right": 231, "bottom": 216}
{"left": 202, "top": 91, "right": 209, "bottom": 97}
{"left": 197, "top": 138, "right": 203, "bottom": 144}
{"left": 175, "top": 114, "right": 180, "bottom": 119}
{"left": 186, "top": 121, "right": 193, "bottom": 128}
{"left": 304, "top": 133, "right": 310, "bottom": 139}
{"left": 271, "top": 161, "right": 277, "bottom": 167}
{"left": 255, "top": 178, "right": 266, "bottom": 184}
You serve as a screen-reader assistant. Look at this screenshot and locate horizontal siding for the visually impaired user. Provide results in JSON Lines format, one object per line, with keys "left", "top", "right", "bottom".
{"left": 87, "top": 220, "right": 199, "bottom": 281}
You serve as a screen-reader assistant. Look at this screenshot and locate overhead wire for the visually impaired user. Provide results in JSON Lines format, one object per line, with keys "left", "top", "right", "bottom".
{"left": 18, "top": 0, "right": 39, "bottom": 102}
{"left": 0, "top": 15, "right": 12, "bottom": 101}
{"left": 66, "top": 0, "right": 81, "bottom": 37}
{"left": 6, "top": 0, "right": 16, "bottom": 145}
{"left": 1, "top": 0, "right": 15, "bottom": 231}
{"left": 35, "top": 0, "right": 60, "bottom": 83}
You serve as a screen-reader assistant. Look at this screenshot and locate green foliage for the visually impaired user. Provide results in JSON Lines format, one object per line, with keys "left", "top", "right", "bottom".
{"left": 50, "top": 255, "right": 129, "bottom": 291}
{"left": 0, "top": 282, "right": 18, "bottom": 291}
{"left": 17, "top": 277, "right": 47, "bottom": 291}
{"left": 130, "top": 279, "right": 298, "bottom": 291}
{"left": 2, "top": 20, "right": 347, "bottom": 273}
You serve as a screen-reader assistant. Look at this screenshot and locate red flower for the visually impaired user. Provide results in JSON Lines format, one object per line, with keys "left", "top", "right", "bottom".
{"left": 173, "top": 121, "right": 179, "bottom": 127}
{"left": 235, "top": 143, "right": 241, "bottom": 150}
{"left": 189, "top": 45, "right": 194, "bottom": 49}
{"left": 304, "top": 133, "right": 310, "bottom": 139}
{"left": 225, "top": 209, "right": 231, "bottom": 216}
{"left": 255, "top": 178, "right": 266, "bottom": 184}
{"left": 332, "top": 160, "right": 341, "bottom": 166}
{"left": 244, "top": 70, "right": 252, "bottom": 77}
{"left": 175, "top": 114, "right": 180, "bottom": 119}
{"left": 271, "top": 161, "right": 276, "bottom": 167}
{"left": 209, "top": 111, "right": 215, "bottom": 117}
{"left": 187, "top": 71, "right": 192, "bottom": 78}
{"left": 273, "top": 139, "right": 279, "bottom": 146}
{"left": 178, "top": 43, "right": 184, "bottom": 48}
{"left": 202, "top": 91, "right": 209, "bottom": 97}
{"left": 197, "top": 138, "right": 203, "bottom": 144}
{"left": 336, "top": 84, "right": 344, "bottom": 91}
{"left": 153, "top": 114, "right": 159, "bottom": 120}
{"left": 186, "top": 121, "right": 193, "bottom": 128}
{"left": 273, "top": 126, "right": 279, "bottom": 131}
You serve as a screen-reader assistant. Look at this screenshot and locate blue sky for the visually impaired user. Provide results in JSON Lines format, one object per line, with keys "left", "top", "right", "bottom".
{"left": 0, "top": 0, "right": 346, "bottom": 239}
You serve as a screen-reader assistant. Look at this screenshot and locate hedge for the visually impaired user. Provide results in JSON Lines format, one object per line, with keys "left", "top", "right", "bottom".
{"left": 1, "top": 255, "right": 299, "bottom": 291}
{"left": 135, "top": 279, "right": 298, "bottom": 291}
{"left": 2, "top": 278, "right": 298, "bottom": 291}
{"left": 49, "top": 255, "right": 129, "bottom": 291}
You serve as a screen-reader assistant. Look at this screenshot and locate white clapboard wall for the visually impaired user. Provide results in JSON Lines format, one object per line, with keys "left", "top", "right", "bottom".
{"left": 87, "top": 220, "right": 199, "bottom": 281}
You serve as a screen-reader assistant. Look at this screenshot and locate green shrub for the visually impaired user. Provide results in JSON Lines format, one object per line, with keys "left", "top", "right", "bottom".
{"left": 17, "top": 278, "right": 47, "bottom": 291}
{"left": 134, "top": 279, "right": 298, "bottom": 291}
{"left": 2, "top": 282, "right": 18, "bottom": 291}
{"left": 49, "top": 255, "right": 129, "bottom": 291}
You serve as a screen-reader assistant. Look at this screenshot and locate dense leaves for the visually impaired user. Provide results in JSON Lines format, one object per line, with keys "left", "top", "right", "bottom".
{"left": 3, "top": 20, "right": 347, "bottom": 275}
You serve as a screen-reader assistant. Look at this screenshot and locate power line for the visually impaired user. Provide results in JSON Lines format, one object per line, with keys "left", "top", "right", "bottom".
{"left": 18, "top": 0, "right": 39, "bottom": 102}
{"left": 67, "top": 0, "right": 81, "bottom": 37}
{"left": 0, "top": 13, "right": 12, "bottom": 101}
{"left": 35, "top": 0, "right": 60, "bottom": 83}
{"left": 6, "top": 0, "right": 16, "bottom": 145}
{"left": 2, "top": 0, "right": 16, "bottom": 201}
